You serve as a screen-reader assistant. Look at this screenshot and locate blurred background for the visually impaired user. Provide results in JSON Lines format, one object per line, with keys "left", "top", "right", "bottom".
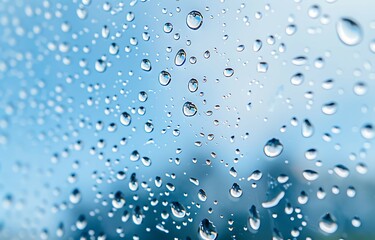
{"left": 0, "top": 0, "right": 374, "bottom": 239}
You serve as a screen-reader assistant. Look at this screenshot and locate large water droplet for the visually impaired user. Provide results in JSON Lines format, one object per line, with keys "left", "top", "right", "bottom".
{"left": 159, "top": 70, "right": 171, "bottom": 86}
{"left": 188, "top": 78, "right": 199, "bottom": 92}
{"left": 263, "top": 138, "right": 283, "bottom": 158}
{"left": 170, "top": 202, "right": 186, "bottom": 218}
{"left": 120, "top": 112, "right": 131, "bottom": 126}
{"left": 257, "top": 62, "right": 268, "bottom": 73}
{"left": 198, "top": 219, "right": 218, "bottom": 240}
{"left": 183, "top": 101, "right": 197, "bottom": 117}
{"left": 333, "top": 164, "right": 350, "bottom": 178}
{"left": 322, "top": 102, "right": 337, "bottom": 115}
{"left": 141, "top": 59, "right": 152, "bottom": 71}
{"left": 112, "top": 191, "right": 126, "bottom": 209}
{"left": 253, "top": 39, "right": 263, "bottom": 52}
{"left": 303, "top": 170, "right": 319, "bottom": 181}
{"left": 229, "top": 183, "right": 243, "bottom": 198}
{"left": 187, "top": 11, "right": 203, "bottom": 30}
{"left": 223, "top": 68, "right": 234, "bottom": 77}
{"left": 95, "top": 59, "right": 106, "bottom": 73}
{"left": 248, "top": 205, "right": 261, "bottom": 233}
{"left": 69, "top": 188, "right": 81, "bottom": 204}
{"left": 290, "top": 73, "right": 304, "bottom": 86}
{"left": 302, "top": 119, "right": 314, "bottom": 138}
{"left": 360, "top": 124, "right": 374, "bottom": 139}
{"left": 319, "top": 213, "right": 338, "bottom": 234}
{"left": 175, "top": 49, "right": 186, "bottom": 66}
{"left": 336, "top": 18, "right": 362, "bottom": 46}
{"left": 262, "top": 191, "right": 285, "bottom": 209}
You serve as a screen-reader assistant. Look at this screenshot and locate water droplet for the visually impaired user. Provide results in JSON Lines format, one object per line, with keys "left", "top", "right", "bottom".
{"left": 187, "top": 11, "right": 203, "bottom": 30}
{"left": 109, "top": 43, "right": 119, "bottom": 55}
{"left": 336, "top": 18, "right": 362, "bottom": 46}
{"left": 302, "top": 119, "right": 314, "bottom": 138}
{"left": 286, "top": 24, "right": 297, "bottom": 35}
{"left": 353, "top": 82, "right": 367, "bottom": 95}
{"left": 171, "top": 202, "right": 186, "bottom": 218}
{"left": 159, "top": 71, "right": 171, "bottom": 86}
{"left": 257, "top": 62, "right": 268, "bottom": 73}
{"left": 95, "top": 59, "right": 106, "bottom": 73}
{"left": 308, "top": 5, "right": 321, "bottom": 19}
{"left": 262, "top": 191, "right": 285, "bottom": 209}
{"left": 132, "top": 206, "right": 143, "bottom": 225}
{"left": 112, "top": 191, "right": 126, "bottom": 209}
{"left": 144, "top": 120, "right": 154, "bottom": 133}
{"left": 229, "top": 183, "right": 243, "bottom": 198}
{"left": 292, "top": 56, "right": 307, "bottom": 66}
{"left": 290, "top": 73, "right": 304, "bottom": 86}
{"left": 361, "top": 124, "right": 374, "bottom": 139}
{"left": 223, "top": 68, "right": 234, "bottom": 77}
{"left": 352, "top": 217, "right": 361, "bottom": 228}
{"left": 198, "top": 219, "right": 218, "bottom": 240}
{"left": 120, "top": 112, "right": 131, "bottom": 126}
{"left": 69, "top": 188, "right": 81, "bottom": 204}
{"left": 247, "top": 170, "right": 263, "bottom": 181}
{"left": 163, "top": 22, "right": 173, "bottom": 33}
{"left": 253, "top": 39, "right": 262, "bottom": 52}
{"left": 236, "top": 45, "right": 245, "bottom": 52}
{"left": 303, "top": 170, "right": 319, "bottom": 181}
{"left": 188, "top": 78, "right": 199, "bottom": 92}
{"left": 198, "top": 189, "right": 207, "bottom": 202}
{"left": 125, "top": 11, "right": 134, "bottom": 21}
{"left": 322, "top": 102, "right": 337, "bottom": 115}
{"left": 248, "top": 205, "right": 261, "bottom": 233}
{"left": 138, "top": 91, "right": 148, "bottom": 102}
{"left": 333, "top": 164, "right": 350, "bottom": 178}
{"left": 183, "top": 101, "right": 197, "bottom": 117}
{"left": 319, "top": 213, "right": 338, "bottom": 234}
{"left": 175, "top": 49, "right": 186, "bottom": 66}
{"left": 263, "top": 138, "right": 284, "bottom": 158}
{"left": 141, "top": 59, "right": 152, "bottom": 71}
{"left": 370, "top": 39, "right": 375, "bottom": 53}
